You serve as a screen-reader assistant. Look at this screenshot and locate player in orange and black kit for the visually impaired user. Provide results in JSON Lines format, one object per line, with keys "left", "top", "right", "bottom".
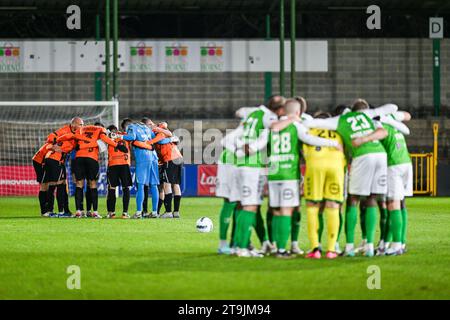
{"left": 38, "top": 117, "right": 84, "bottom": 216}
{"left": 58, "top": 124, "right": 128, "bottom": 218}
{"left": 32, "top": 142, "right": 53, "bottom": 216}
{"left": 106, "top": 125, "right": 132, "bottom": 219}
{"left": 157, "top": 122, "right": 183, "bottom": 219}
{"left": 44, "top": 138, "right": 97, "bottom": 217}
{"left": 84, "top": 122, "right": 107, "bottom": 216}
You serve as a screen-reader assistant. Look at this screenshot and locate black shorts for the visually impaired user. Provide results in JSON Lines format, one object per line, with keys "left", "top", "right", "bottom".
{"left": 159, "top": 165, "right": 165, "bottom": 183}
{"left": 107, "top": 164, "right": 132, "bottom": 188}
{"left": 42, "top": 158, "right": 66, "bottom": 183}
{"left": 73, "top": 157, "right": 99, "bottom": 181}
{"left": 163, "top": 160, "right": 183, "bottom": 185}
{"left": 33, "top": 160, "right": 44, "bottom": 183}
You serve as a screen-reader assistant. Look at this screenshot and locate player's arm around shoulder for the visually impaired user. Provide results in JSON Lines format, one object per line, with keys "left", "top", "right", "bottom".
{"left": 302, "top": 115, "right": 339, "bottom": 130}
{"left": 381, "top": 115, "right": 411, "bottom": 135}
{"left": 295, "top": 122, "right": 342, "bottom": 151}
{"left": 270, "top": 114, "right": 300, "bottom": 132}
{"left": 153, "top": 126, "right": 173, "bottom": 138}
{"left": 351, "top": 121, "right": 388, "bottom": 148}
{"left": 363, "top": 103, "right": 399, "bottom": 118}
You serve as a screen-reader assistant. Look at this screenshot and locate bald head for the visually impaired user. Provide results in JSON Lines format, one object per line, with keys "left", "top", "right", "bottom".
{"left": 284, "top": 99, "right": 301, "bottom": 116}
{"left": 70, "top": 117, "right": 84, "bottom": 132}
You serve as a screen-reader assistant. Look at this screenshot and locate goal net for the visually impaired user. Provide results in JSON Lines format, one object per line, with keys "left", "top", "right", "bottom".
{"left": 0, "top": 101, "right": 119, "bottom": 196}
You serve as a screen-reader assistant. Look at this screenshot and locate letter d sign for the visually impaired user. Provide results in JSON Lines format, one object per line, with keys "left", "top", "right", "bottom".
{"left": 429, "top": 17, "right": 444, "bottom": 39}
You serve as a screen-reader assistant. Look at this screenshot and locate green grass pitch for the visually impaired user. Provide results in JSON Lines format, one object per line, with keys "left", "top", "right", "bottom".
{"left": 0, "top": 196, "right": 449, "bottom": 300}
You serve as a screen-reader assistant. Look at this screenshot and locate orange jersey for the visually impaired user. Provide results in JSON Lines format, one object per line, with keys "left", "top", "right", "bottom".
{"left": 157, "top": 142, "right": 182, "bottom": 163}
{"left": 108, "top": 139, "right": 131, "bottom": 167}
{"left": 58, "top": 125, "right": 117, "bottom": 162}
{"left": 47, "top": 125, "right": 74, "bottom": 144}
{"left": 32, "top": 143, "right": 51, "bottom": 164}
{"left": 45, "top": 140, "right": 77, "bottom": 164}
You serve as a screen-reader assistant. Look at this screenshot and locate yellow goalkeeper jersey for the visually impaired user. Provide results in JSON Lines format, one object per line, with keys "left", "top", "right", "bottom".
{"left": 303, "top": 128, "right": 346, "bottom": 203}
{"left": 302, "top": 128, "right": 346, "bottom": 168}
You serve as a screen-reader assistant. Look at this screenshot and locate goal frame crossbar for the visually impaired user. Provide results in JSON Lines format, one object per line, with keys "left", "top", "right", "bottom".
{"left": 0, "top": 101, "right": 119, "bottom": 127}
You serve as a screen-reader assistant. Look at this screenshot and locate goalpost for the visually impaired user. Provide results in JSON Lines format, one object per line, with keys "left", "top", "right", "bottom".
{"left": 0, "top": 101, "right": 119, "bottom": 197}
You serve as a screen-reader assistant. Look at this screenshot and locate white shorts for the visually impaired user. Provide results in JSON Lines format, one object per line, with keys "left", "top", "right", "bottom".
{"left": 269, "top": 180, "right": 300, "bottom": 208}
{"left": 349, "top": 153, "right": 387, "bottom": 196}
{"left": 228, "top": 167, "right": 241, "bottom": 202}
{"left": 238, "top": 166, "right": 266, "bottom": 206}
{"left": 215, "top": 163, "right": 234, "bottom": 199}
{"left": 387, "top": 163, "right": 413, "bottom": 200}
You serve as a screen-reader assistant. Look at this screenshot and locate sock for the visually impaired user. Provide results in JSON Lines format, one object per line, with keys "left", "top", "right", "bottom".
{"left": 56, "top": 184, "right": 66, "bottom": 212}
{"left": 38, "top": 191, "right": 47, "bottom": 214}
{"left": 164, "top": 193, "right": 173, "bottom": 212}
{"left": 136, "top": 184, "right": 145, "bottom": 212}
{"left": 63, "top": 185, "right": 70, "bottom": 213}
{"left": 230, "top": 207, "right": 239, "bottom": 247}
{"left": 291, "top": 210, "right": 301, "bottom": 242}
{"left": 85, "top": 187, "right": 92, "bottom": 212}
{"left": 401, "top": 207, "right": 408, "bottom": 244}
{"left": 266, "top": 209, "right": 274, "bottom": 243}
{"left": 306, "top": 206, "right": 320, "bottom": 250}
{"left": 318, "top": 213, "right": 324, "bottom": 243}
{"left": 122, "top": 187, "right": 130, "bottom": 213}
{"left": 273, "top": 216, "right": 291, "bottom": 251}
{"left": 365, "top": 206, "right": 378, "bottom": 244}
{"left": 47, "top": 185, "right": 56, "bottom": 212}
{"left": 219, "top": 201, "right": 236, "bottom": 241}
{"left": 325, "top": 207, "right": 339, "bottom": 252}
{"left": 379, "top": 207, "right": 388, "bottom": 242}
{"left": 360, "top": 207, "right": 366, "bottom": 240}
{"left": 91, "top": 188, "right": 98, "bottom": 212}
{"left": 235, "top": 210, "right": 256, "bottom": 249}
{"left": 107, "top": 189, "right": 116, "bottom": 213}
{"left": 143, "top": 185, "right": 149, "bottom": 213}
{"left": 271, "top": 215, "right": 279, "bottom": 248}
{"left": 389, "top": 209, "right": 403, "bottom": 243}
{"left": 345, "top": 205, "right": 358, "bottom": 245}
{"left": 337, "top": 210, "right": 344, "bottom": 241}
{"left": 157, "top": 198, "right": 163, "bottom": 214}
{"left": 174, "top": 195, "right": 181, "bottom": 212}
{"left": 75, "top": 187, "right": 84, "bottom": 211}
{"left": 279, "top": 216, "right": 291, "bottom": 251}
{"left": 254, "top": 207, "right": 268, "bottom": 243}
{"left": 150, "top": 185, "right": 159, "bottom": 213}
{"left": 382, "top": 210, "right": 391, "bottom": 242}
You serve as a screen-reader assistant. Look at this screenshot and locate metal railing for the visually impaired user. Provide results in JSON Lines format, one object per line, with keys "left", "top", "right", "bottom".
{"left": 410, "top": 123, "right": 439, "bottom": 196}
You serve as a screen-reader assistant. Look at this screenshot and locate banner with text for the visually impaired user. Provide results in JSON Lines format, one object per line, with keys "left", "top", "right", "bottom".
{"left": 0, "top": 40, "right": 327, "bottom": 73}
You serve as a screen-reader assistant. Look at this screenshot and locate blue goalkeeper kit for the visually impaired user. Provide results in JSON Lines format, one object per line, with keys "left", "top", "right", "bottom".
{"left": 122, "top": 123, "right": 170, "bottom": 213}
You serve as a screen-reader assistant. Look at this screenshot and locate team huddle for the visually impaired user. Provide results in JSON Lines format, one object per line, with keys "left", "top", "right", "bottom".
{"left": 32, "top": 117, "right": 183, "bottom": 219}
{"left": 216, "top": 96, "right": 412, "bottom": 259}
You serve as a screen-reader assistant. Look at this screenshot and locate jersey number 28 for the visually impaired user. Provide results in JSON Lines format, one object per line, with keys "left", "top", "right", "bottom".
{"left": 273, "top": 132, "right": 291, "bottom": 154}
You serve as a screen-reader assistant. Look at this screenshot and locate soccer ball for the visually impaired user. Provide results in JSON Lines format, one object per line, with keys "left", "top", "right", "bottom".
{"left": 196, "top": 217, "right": 213, "bottom": 233}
